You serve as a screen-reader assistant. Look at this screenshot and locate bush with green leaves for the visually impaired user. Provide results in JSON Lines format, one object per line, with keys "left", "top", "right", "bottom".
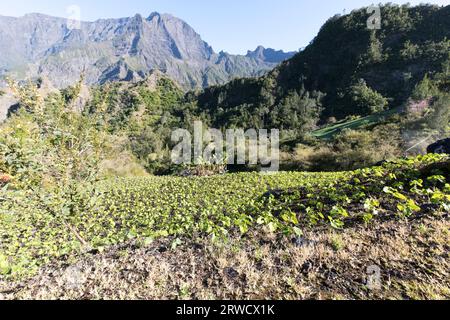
{"left": 0, "top": 79, "right": 114, "bottom": 277}
{"left": 346, "top": 79, "right": 388, "bottom": 115}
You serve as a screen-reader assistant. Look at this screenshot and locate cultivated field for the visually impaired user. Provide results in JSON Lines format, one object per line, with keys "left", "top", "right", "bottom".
{"left": 1, "top": 154, "right": 449, "bottom": 299}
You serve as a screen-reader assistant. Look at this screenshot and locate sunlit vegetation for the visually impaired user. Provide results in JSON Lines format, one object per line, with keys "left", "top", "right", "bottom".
{"left": 1, "top": 150, "right": 448, "bottom": 278}
{"left": 0, "top": 4, "right": 449, "bottom": 300}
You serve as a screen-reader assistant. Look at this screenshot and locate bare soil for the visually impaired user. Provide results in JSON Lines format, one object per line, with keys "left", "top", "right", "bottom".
{"left": 1, "top": 213, "right": 449, "bottom": 300}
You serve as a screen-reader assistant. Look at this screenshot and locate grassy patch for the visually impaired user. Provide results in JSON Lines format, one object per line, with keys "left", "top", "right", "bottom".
{"left": 312, "top": 108, "right": 401, "bottom": 140}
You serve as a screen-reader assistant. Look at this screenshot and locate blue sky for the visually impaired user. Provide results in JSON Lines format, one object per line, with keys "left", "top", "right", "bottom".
{"left": 0, "top": 0, "right": 448, "bottom": 54}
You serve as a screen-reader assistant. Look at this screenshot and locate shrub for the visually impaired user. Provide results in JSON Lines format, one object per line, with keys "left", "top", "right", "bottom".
{"left": 411, "top": 74, "right": 439, "bottom": 101}
{"left": 291, "top": 125, "right": 402, "bottom": 171}
{"left": 347, "top": 79, "right": 389, "bottom": 115}
{"left": 100, "top": 152, "right": 148, "bottom": 178}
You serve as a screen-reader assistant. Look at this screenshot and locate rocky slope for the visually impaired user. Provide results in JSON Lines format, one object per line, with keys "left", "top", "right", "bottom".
{"left": 0, "top": 12, "right": 295, "bottom": 90}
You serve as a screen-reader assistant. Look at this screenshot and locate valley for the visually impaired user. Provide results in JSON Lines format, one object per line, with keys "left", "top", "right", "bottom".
{"left": 0, "top": 3, "right": 449, "bottom": 301}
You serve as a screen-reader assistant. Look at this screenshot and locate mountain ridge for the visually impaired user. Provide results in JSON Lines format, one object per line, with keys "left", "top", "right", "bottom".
{"left": 0, "top": 12, "right": 296, "bottom": 90}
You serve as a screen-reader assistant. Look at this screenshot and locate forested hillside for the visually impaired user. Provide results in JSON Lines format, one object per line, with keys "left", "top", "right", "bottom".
{"left": 190, "top": 4, "right": 449, "bottom": 131}
{"left": 3, "top": 4, "right": 448, "bottom": 174}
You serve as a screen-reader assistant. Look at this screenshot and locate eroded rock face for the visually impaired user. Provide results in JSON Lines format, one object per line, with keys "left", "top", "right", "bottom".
{"left": 0, "top": 12, "right": 295, "bottom": 90}
{"left": 0, "top": 90, "right": 17, "bottom": 121}
{"left": 427, "top": 138, "right": 450, "bottom": 154}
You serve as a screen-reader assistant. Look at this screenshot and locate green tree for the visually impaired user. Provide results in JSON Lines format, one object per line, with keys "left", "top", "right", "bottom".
{"left": 424, "top": 93, "right": 450, "bottom": 132}
{"left": 411, "top": 74, "right": 439, "bottom": 101}
{"left": 348, "top": 79, "right": 388, "bottom": 115}
{"left": 367, "top": 32, "right": 384, "bottom": 63}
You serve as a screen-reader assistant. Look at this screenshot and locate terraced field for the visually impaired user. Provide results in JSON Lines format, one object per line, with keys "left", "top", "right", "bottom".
{"left": 0, "top": 171, "right": 340, "bottom": 276}
{"left": 0, "top": 154, "right": 449, "bottom": 299}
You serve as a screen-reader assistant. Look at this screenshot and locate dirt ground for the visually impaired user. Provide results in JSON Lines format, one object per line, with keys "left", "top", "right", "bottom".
{"left": 1, "top": 213, "right": 449, "bottom": 300}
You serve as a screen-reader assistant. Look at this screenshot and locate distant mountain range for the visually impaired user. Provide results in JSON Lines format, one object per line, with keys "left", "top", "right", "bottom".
{"left": 0, "top": 12, "right": 296, "bottom": 90}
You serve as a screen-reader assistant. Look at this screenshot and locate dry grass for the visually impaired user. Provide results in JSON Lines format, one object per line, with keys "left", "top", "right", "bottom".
{"left": 0, "top": 213, "right": 448, "bottom": 300}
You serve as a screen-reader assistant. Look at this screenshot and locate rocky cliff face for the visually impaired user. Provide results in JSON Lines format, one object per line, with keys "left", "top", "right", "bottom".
{"left": 0, "top": 12, "right": 295, "bottom": 90}
{"left": 0, "top": 89, "right": 15, "bottom": 120}
{"left": 246, "top": 46, "right": 297, "bottom": 63}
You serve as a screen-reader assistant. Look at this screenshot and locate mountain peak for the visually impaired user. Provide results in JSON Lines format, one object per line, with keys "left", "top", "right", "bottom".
{"left": 23, "top": 12, "right": 56, "bottom": 20}
{"left": 24, "top": 13, "right": 48, "bottom": 17}
{"left": 147, "top": 12, "right": 161, "bottom": 20}
{"left": 0, "top": 12, "right": 295, "bottom": 91}
{"left": 246, "top": 46, "right": 296, "bottom": 63}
